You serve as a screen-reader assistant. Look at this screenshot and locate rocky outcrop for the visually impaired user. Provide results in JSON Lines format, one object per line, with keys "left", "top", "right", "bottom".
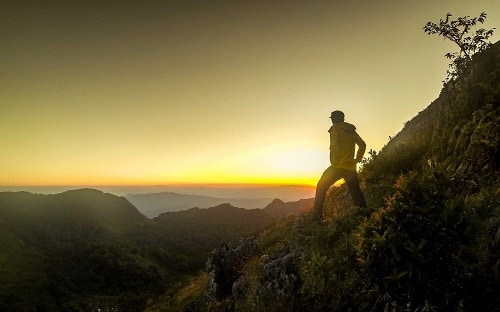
{"left": 205, "top": 237, "right": 259, "bottom": 302}
{"left": 447, "top": 103, "right": 499, "bottom": 190}
{"left": 203, "top": 237, "right": 302, "bottom": 310}
{"left": 256, "top": 244, "right": 301, "bottom": 307}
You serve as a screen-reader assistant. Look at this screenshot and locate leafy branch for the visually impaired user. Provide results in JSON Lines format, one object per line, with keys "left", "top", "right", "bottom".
{"left": 423, "top": 12, "right": 495, "bottom": 83}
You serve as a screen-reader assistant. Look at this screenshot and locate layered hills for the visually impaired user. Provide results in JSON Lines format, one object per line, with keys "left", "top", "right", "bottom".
{"left": 0, "top": 188, "right": 311, "bottom": 310}
{"left": 125, "top": 192, "right": 274, "bottom": 218}
{"left": 125, "top": 185, "right": 315, "bottom": 218}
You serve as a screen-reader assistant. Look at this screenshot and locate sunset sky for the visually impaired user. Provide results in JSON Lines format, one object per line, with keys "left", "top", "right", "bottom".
{"left": 1, "top": 1, "right": 499, "bottom": 187}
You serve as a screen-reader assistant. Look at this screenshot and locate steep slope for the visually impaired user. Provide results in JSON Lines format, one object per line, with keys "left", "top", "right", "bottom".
{"left": 364, "top": 41, "right": 499, "bottom": 193}
{"left": 163, "top": 42, "right": 500, "bottom": 312}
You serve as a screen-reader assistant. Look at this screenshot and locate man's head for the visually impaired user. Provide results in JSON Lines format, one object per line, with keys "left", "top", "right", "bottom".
{"left": 330, "top": 110, "right": 345, "bottom": 123}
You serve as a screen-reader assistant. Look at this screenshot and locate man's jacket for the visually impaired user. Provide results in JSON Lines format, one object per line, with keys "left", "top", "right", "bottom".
{"left": 328, "top": 122, "right": 366, "bottom": 171}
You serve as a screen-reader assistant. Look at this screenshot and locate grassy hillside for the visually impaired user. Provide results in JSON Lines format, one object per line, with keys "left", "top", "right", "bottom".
{"left": 159, "top": 42, "right": 499, "bottom": 312}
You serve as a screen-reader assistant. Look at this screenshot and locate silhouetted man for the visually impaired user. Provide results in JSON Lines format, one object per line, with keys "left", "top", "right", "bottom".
{"left": 313, "top": 110, "right": 367, "bottom": 219}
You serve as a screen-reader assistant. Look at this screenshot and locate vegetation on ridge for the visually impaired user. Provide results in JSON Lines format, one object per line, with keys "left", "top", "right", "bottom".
{"left": 424, "top": 12, "right": 495, "bottom": 84}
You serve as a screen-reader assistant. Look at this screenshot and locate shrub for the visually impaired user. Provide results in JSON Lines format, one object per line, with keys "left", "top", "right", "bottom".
{"left": 353, "top": 169, "right": 484, "bottom": 311}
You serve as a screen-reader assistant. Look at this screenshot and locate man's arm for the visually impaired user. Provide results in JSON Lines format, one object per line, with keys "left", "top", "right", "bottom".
{"left": 354, "top": 132, "right": 366, "bottom": 163}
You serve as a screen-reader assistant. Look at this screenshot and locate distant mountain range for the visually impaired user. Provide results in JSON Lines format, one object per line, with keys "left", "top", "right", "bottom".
{"left": 0, "top": 185, "right": 315, "bottom": 219}
{"left": 125, "top": 191, "right": 276, "bottom": 218}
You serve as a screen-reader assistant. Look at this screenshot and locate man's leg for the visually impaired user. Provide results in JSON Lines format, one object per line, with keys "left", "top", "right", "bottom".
{"left": 313, "top": 166, "right": 342, "bottom": 218}
{"left": 344, "top": 170, "right": 367, "bottom": 208}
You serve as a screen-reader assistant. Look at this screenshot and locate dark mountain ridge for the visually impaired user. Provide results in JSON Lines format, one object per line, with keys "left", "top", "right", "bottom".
{"left": 0, "top": 189, "right": 147, "bottom": 235}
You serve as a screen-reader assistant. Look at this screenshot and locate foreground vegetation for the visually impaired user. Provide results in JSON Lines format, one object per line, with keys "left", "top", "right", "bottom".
{"left": 161, "top": 170, "right": 498, "bottom": 311}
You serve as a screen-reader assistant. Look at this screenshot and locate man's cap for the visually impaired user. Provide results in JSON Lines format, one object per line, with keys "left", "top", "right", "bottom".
{"left": 330, "top": 110, "right": 345, "bottom": 121}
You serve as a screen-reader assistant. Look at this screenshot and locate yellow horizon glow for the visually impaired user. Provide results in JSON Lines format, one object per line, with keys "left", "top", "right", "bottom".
{"left": 1, "top": 140, "right": 326, "bottom": 187}
{"left": 0, "top": 167, "right": 320, "bottom": 187}
{"left": 0, "top": 173, "right": 319, "bottom": 188}
{"left": 0, "top": 182, "right": 318, "bottom": 189}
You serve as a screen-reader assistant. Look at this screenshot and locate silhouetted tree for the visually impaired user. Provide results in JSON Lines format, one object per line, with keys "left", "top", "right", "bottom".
{"left": 423, "top": 12, "right": 495, "bottom": 83}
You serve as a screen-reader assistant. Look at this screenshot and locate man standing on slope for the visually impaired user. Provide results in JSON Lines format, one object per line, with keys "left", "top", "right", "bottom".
{"left": 313, "top": 110, "right": 367, "bottom": 219}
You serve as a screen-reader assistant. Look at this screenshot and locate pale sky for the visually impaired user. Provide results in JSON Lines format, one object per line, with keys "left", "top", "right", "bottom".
{"left": 1, "top": 0, "right": 499, "bottom": 186}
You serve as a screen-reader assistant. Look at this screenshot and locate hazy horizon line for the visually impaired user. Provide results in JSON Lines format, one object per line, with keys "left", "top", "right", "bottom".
{"left": 0, "top": 183, "right": 316, "bottom": 197}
